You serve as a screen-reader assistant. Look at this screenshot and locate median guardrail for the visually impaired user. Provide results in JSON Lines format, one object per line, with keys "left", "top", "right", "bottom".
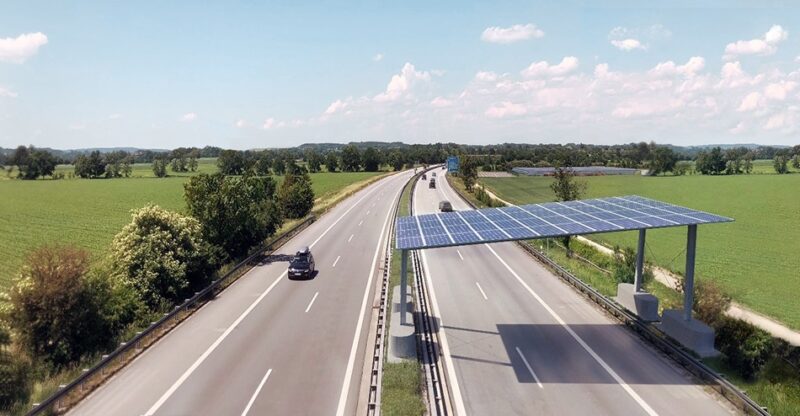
{"left": 28, "top": 215, "right": 316, "bottom": 416}
{"left": 446, "top": 176, "right": 769, "bottom": 416}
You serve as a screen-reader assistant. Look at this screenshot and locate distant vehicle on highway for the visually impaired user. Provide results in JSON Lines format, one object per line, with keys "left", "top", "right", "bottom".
{"left": 441, "top": 166, "right": 446, "bottom": 170}
{"left": 439, "top": 201, "right": 453, "bottom": 212}
{"left": 288, "top": 246, "right": 315, "bottom": 279}
{"left": 432, "top": 172, "right": 437, "bottom": 177}
{"left": 429, "top": 178, "right": 436, "bottom": 189}
{"left": 422, "top": 173, "right": 427, "bottom": 180}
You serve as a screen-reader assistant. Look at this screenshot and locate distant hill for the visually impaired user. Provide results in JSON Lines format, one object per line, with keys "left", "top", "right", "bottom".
{"left": 297, "top": 141, "right": 409, "bottom": 152}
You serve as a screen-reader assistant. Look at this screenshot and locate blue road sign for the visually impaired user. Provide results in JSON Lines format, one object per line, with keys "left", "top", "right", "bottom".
{"left": 447, "top": 156, "right": 459, "bottom": 173}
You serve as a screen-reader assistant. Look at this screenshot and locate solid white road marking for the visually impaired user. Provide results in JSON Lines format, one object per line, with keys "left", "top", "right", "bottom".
{"left": 335, "top": 182, "right": 404, "bottom": 416}
{"left": 305, "top": 292, "right": 319, "bottom": 313}
{"left": 475, "top": 282, "right": 488, "bottom": 300}
{"left": 144, "top": 171, "right": 399, "bottom": 416}
{"left": 515, "top": 347, "right": 543, "bottom": 389}
{"left": 366, "top": 210, "right": 371, "bottom": 215}
{"left": 332, "top": 255, "right": 341, "bottom": 268}
{"left": 358, "top": 220, "right": 363, "bottom": 226}
{"left": 348, "top": 234, "right": 354, "bottom": 243}
{"left": 456, "top": 249, "right": 464, "bottom": 261}
{"left": 484, "top": 244, "right": 659, "bottom": 416}
{"left": 240, "top": 368, "right": 272, "bottom": 416}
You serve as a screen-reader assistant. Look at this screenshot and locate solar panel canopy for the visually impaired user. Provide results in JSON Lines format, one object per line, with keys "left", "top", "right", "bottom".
{"left": 395, "top": 195, "right": 732, "bottom": 250}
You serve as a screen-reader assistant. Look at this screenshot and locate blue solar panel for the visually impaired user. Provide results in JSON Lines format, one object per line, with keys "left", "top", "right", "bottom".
{"left": 395, "top": 195, "right": 732, "bottom": 250}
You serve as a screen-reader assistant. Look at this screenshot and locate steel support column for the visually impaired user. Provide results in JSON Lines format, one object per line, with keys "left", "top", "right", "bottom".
{"left": 634, "top": 229, "right": 646, "bottom": 292}
{"left": 400, "top": 249, "right": 408, "bottom": 325}
{"left": 683, "top": 225, "right": 697, "bottom": 321}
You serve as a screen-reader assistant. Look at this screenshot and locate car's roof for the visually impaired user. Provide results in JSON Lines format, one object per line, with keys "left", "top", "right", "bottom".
{"left": 296, "top": 246, "right": 311, "bottom": 255}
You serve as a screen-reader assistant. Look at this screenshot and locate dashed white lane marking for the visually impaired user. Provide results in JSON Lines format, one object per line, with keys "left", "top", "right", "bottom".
{"left": 366, "top": 210, "right": 371, "bottom": 215}
{"left": 305, "top": 292, "right": 319, "bottom": 313}
{"left": 475, "top": 282, "right": 488, "bottom": 300}
{"left": 456, "top": 249, "right": 464, "bottom": 261}
{"left": 348, "top": 234, "right": 354, "bottom": 243}
{"left": 332, "top": 255, "right": 341, "bottom": 268}
{"left": 358, "top": 220, "right": 363, "bottom": 226}
{"left": 515, "top": 347, "right": 543, "bottom": 389}
{"left": 240, "top": 368, "right": 272, "bottom": 416}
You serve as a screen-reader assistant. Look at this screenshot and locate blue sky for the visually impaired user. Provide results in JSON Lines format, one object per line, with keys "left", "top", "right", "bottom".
{"left": 1, "top": 1, "right": 799, "bottom": 149}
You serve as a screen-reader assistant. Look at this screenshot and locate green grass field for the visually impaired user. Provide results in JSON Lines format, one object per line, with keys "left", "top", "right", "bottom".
{"left": 0, "top": 169, "right": 385, "bottom": 288}
{"left": 480, "top": 173, "right": 800, "bottom": 329}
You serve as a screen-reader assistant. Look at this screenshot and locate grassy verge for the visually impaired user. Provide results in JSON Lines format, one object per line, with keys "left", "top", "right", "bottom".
{"left": 381, "top": 173, "right": 425, "bottom": 416}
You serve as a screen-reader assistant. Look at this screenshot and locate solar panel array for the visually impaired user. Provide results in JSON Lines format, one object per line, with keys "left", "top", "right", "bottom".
{"left": 395, "top": 195, "right": 732, "bottom": 250}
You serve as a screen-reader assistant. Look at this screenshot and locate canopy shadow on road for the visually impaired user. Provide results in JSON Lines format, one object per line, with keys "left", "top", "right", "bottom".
{"left": 433, "top": 323, "right": 713, "bottom": 386}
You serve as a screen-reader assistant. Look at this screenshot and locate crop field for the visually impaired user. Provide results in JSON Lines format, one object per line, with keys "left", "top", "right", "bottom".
{"left": 0, "top": 169, "right": 387, "bottom": 289}
{"left": 480, "top": 173, "right": 800, "bottom": 329}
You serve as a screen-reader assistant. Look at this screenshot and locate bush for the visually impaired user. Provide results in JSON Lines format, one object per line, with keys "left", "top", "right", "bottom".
{"left": 716, "top": 317, "right": 773, "bottom": 380}
{"left": 693, "top": 279, "right": 731, "bottom": 329}
{"left": 612, "top": 246, "right": 653, "bottom": 285}
{"left": 185, "top": 173, "right": 283, "bottom": 260}
{"left": 7, "top": 246, "right": 116, "bottom": 368}
{"left": 0, "top": 326, "right": 31, "bottom": 411}
{"left": 110, "top": 205, "right": 218, "bottom": 309}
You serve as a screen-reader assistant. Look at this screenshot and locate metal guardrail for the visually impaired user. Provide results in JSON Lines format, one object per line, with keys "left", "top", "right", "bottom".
{"left": 28, "top": 216, "right": 317, "bottom": 416}
{"left": 446, "top": 176, "right": 769, "bottom": 416}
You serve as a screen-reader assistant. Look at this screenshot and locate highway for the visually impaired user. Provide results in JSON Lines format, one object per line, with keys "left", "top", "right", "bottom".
{"left": 415, "top": 170, "right": 735, "bottom": 415}
{"left": 69, "top": 170, "right": 413, "bottom": 416}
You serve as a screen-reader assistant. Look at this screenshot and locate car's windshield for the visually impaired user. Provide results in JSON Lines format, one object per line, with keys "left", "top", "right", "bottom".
{"left": 290, "top": 255, "right": 309, "bottom": 267}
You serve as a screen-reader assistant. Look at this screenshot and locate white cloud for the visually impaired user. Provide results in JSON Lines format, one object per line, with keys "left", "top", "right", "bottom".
{"left": 481, "top": 24, "right": 544, "bottom": 44}
{"left": 764, "top": 112, "right": 786, "bottom": 130}
{"left": 724, "top": 25, "right": 788, "bottom": 60}
{"left": 108, "top": 113, "right": 122, "bottom": 120}
{"left": 521, "top": 56, "right": 579, "bottom": 78}
{"left": 475, "top": 71, "right": 499, "bottom": 82}
{"left": 235, "top": 119, "right": 246, "bottom": 128}
{"left": 374, "top": 62, "right": 431, "bottom": 102}
{"left": 611, "top": 38, "right": 646, "bottom": 51}
{"left": 325, "top": 99, "right": 348, "bottom": 115}
{"left": 485, "top": 101, "right": 527, "bottom": 118}
{"left": 0, "top": 86, "right": 18, "bottom": 98}
{"left": 737, "top": 92, "right": 762, "bottom": 112}
{"left": 764, "top": 81, "right": 797, "bottom": 101}
{"left": 373, "top": 53, "right": 383, "bottom": 62}
{"left": 430, "top": 96, "right": 453, "bottom": 108}
{"left": 68, "top": 123, "right": 86, "bottom": 131}
{"left": 180, "top": 112, "right": 197, "bottom": 122}
{"left": 649, "top": 56, "right": 705, "bottom": 78}
{"left": 262, "top": 118, "right": 282, "bottom": 129}
{"left": 0, "top": 32, "right": 48, "bottom": 63}
{"left": 730, "top": 121, "right": 746, "bottom": 134}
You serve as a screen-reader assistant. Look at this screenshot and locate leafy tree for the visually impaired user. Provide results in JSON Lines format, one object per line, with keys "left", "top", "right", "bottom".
{"left": 152, "top": 158, "right": 168, "bottom": 177}
{"left": 7, "top": 246, "right": 117, "bottom": 367}
{"left": 716, "top": 317, "right": 773, "bottom": 380}
{"left": 304, "top": 149, "right": 322, "bottom": 173}
{"left": 648, "top": 146, "right": 677, "bottom": 176}
{"left": 459, "top": 156, "right": 478, "bottom": 192}
{"left": 388, "top": 150, "right": 404, "bottom": 171}
{"left": 11, "top": 146, "right": 56, "bottom": 179}
{"left": 188, "top": 157, "right": 198, "bottom": 172}
{"left": 673, "top": 161, "right": 691, "bottom": 176}
{"left": 170, "top": 157, "right": 188, "bottom": 172}
{"left": 272, "top": 157, "right": 286, "bottom": 175}
{"left": 341, "top": 144, "right": 361, "bottom": 172}
{"left": 277, "top": 170, "right": 315, "bottom": 219}
{"left": 217, "top": 150, "right": 247, "bottom": 175}
{"left": 185, "top": 173, "right": 283, "bottom": 260}
{"left": 9, "top": 146, "right": 29, "bottom": 174}
{"left": 550, "top": 166, "right": 586, "bottom": 254}
{"left": 0, "top": 325, "right": 31, "bottom": 411}
{"left": 792, "top": 154, "right": 800, "bottom": 170}
{"left": 693, "top": 279, "right": 731, "bottom": 329}
{"left": 325, "top": 152, "right": 339, "bottom": 172}
{"left": 362, "top": 147, "right": 381, "bottom": 172}
{"left": 743, "top": 154, "right": 754, "bottom": 174}
{"left": 74, "top": 151, "right": 106, "bottom": 178}
{"left": 110, "top": 205, "right": 217, "bottom": 309}
{"left": 774, "top": 154, "right": 789, "bottom": 174}
{"left": 695, "top": 147, "right": 726, "bottom": 175}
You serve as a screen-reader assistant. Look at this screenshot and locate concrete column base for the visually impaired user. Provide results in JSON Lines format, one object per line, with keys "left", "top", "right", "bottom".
{"left": 615, "top": 283, "right": 660, "bottom": 322}
{"left": 660, "top": 309, "right": 719, "bottom": 358}
{"left": 388, "top": 285, "right": 416, "bottom": 363}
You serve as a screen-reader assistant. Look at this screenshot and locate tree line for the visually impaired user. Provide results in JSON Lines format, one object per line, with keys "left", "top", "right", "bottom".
{"left": 0, "top": 168, "right": 314, "bottom": 410}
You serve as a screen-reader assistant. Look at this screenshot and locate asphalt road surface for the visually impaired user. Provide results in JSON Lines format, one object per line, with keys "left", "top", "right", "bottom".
{"left": 69, "top": 170, "right": 413, "bottom": 416}
{"left": 415, "top": 170, "right": 734, "bottom": 416}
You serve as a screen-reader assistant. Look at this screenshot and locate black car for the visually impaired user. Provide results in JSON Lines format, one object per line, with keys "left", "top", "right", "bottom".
{"left": 439, "top": 201, "right": 453, "bottom": 212}
{"left": 429, "top": 178, "right": 436, "bottom": 188}
{"left": 288, "top": 247, "right": 315, "bottom": 279}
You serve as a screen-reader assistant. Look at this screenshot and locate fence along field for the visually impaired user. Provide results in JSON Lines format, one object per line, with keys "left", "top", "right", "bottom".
{"left": 0, "top": 161, "right": 385, "bottom": 289}
{"left": 480, "top": 172, "right": 800, "bottom": 330}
